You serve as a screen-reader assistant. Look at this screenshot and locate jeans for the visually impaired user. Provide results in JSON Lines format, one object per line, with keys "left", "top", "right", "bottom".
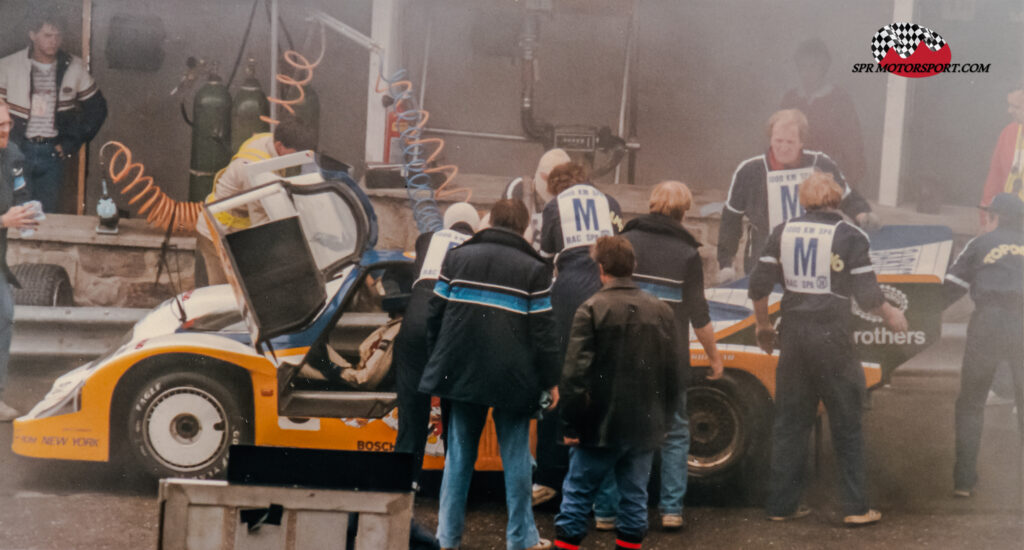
{"left": 555, "top": 445, "right": 654, "bottom": 542}
{"left": 766, "top": 320, "right": 868, "bottom": 518}
{"left": 20, "top": 140, "right": 63, "bottom": 213}
{"left": 593, "top": 393, "right": 690, "bottom": 519}
{"left": 0, "top": 274, "right": 12, "bottom": 395}
{"left": 954, "top": 307, "right": 1024, "bottom": 491}
{"left": 436, "top": 401, "right": 539, "bottom": 550}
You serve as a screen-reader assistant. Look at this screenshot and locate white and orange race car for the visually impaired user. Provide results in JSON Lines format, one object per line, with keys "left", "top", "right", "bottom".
{"left": 12, "top": 152, "right": 954, "bottom": 488}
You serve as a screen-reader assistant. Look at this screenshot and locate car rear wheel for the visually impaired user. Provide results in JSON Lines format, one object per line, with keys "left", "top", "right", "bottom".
{"left": 686, "top": 371, "right": 772, "bottom": 501}
{"left": 127, "top": 371, "right": 251, "bottom": 479}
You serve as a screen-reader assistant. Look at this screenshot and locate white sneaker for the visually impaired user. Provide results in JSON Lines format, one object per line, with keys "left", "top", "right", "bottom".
{"left": 532, "top": 483, "right": 557, "bottom": 506}
{"left": 986, "top": 390, "right": 1014, "bottom": 406}
{"left": 0, "top": 400, "right": 20, "bottom": 422}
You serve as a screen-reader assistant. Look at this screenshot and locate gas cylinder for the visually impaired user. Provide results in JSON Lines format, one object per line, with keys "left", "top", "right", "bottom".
{"left": 231, "top": 58, "right": 269, "bottom": 153}
{"left": 188, "top": 70, "right": 232, "bottom": 203}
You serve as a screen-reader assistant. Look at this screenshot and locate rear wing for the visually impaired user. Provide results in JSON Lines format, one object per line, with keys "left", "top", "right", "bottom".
{"left": 703, "top": 225, "right": 954, "bottom": 383}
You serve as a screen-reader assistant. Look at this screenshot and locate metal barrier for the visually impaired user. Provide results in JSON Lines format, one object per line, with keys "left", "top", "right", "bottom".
{"left": 12, "top": 306, "right": 146, "bottom": 361}
{"left": 12, "top": 306, "right": 389, "bottom": 362}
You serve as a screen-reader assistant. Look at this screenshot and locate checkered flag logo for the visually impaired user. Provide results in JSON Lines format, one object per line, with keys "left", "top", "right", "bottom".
{"left": 871, "top": 22, "right": 947, "bottom": 63}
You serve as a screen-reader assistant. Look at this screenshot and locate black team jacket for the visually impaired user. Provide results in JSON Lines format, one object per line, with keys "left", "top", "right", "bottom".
{"left": 420, "top": 227, "right": 559, "bottom": 413}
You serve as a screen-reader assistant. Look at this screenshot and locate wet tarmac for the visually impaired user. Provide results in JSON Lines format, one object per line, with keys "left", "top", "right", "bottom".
{"left": 0, "top": 339, "right": 1020, "bottom": 549}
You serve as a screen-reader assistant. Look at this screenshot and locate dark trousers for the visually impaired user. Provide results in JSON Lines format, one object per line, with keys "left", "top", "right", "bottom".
{"left": 954, "top": 307, "right": 1024, "bottom": 491}
{"left": 20, "top": 140, "right": 63, "bottom": 213}
{"left": 538, "top": 265, "right": 602, "bottom": 489}
{"left": 394, "top": 348, "right": 432, "bottom": 484}
{"left": 766, "top": 320, "right": 869, "bottom": 517}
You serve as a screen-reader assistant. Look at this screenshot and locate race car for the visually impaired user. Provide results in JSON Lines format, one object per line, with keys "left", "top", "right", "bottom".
{"left": 12, "top": 151, "right": 955, "bottom": 487}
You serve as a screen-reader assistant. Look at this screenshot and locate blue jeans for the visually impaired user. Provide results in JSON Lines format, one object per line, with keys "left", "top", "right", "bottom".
{"left": 0, "top": 275, "right": 12, "bottom": 394}
{"left": 594, "top": 393, "right": 689, "bottom": 518}
{"left": 556, "top": 445, "right": 654, "bottom": 542}
{"left": 20, "top": 140, "right": 63, "bottom": 213}
{"left": 437, "top": 401, "right": 539, "bottom": 550}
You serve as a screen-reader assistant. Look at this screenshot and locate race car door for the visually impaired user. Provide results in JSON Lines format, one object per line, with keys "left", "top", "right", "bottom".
{"left": 201, "top": 152, "right": 371, "bottom": 350}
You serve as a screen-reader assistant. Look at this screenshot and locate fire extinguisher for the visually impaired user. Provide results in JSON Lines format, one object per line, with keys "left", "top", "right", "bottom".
{"left": 185, "top": 66, "right": 232, "bottom": 203}
{"left": 230, "top": 58, "right": 269, "bottom": 154}
{"left": 383, "top": 109, "right": 409, "bottom": 165}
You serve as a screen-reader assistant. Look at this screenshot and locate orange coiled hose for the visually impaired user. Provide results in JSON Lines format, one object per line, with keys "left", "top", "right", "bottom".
{"left": 101, "top": 141, "right": 201, "bottom": 233}
{"left": 261, "top": 23, "right": 326, "bottom": 125}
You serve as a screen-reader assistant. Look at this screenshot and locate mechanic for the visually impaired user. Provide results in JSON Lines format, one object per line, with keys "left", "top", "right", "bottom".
{"left": 495, "top": 148, "right": 571, "bottom": 250}
{"left": 943, "top": 192, "right": 1024, "bottom": 498}
{"left": 194, "top": 114, "right": 317, "bottom": 286}
{"left": 534, "top": 162, "right": 624, "bottom": 507}
{"left": 421, "top": 198, "right": 560, "bottom": 550}
{"left": 592, "top": 181, "right": 725, "bottom": 532}
{"left": 748, "top": 171, "right": 906, "bottom": 526}
{"left": 393, "top": 201, "right": 479, "bottom": 485}
{"left": 554, "top": 236, "right": 679, "bottom": 550}
{"left": 0, "top": 101, "right": 42, "bottom": 421}
{"left": 0, "top": 10, "right": 107, "bottom": 213}
{"left": 718, "top": 109, "right": 874, "bottom": 281}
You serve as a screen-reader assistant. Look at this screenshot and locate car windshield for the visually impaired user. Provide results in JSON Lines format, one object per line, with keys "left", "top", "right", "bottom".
{"left": 292, "top": 190, "right": 361, "bottom": 271}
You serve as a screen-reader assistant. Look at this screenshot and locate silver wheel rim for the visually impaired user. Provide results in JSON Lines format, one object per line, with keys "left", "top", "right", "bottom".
{"left": 143, "top": 387, "right": 227, "bottom": 472}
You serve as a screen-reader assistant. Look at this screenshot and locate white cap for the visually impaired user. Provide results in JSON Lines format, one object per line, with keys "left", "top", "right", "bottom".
{"left": 533, "top": 148, "right": 571, "bottom": 204}
{"left": 443, "top": 202, "right": 480, "bottom": 231}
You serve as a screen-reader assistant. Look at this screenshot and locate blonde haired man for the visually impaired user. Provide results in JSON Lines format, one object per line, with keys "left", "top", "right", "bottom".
{"left": 591, "top": 181, "right": 724, "bottom": 531}
{"left": 718, "top": 109, "right": 875, "bottom": 282}
{"left": 748, "top": 172, "right": 905, "bottom": 526}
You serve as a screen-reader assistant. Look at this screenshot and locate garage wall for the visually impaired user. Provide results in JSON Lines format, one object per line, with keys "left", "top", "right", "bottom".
{"left": 2, "top": 0, "right": 1019, "bottom": 218}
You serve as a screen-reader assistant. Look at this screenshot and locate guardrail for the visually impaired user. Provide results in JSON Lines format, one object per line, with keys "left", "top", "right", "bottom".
{"left": 12, "top": 307, "right": 389, "bottom": 362}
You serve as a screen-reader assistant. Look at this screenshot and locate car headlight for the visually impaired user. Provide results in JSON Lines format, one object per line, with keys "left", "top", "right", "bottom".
{"left": 24, "top": 364, "right": 93, "bottom": 419}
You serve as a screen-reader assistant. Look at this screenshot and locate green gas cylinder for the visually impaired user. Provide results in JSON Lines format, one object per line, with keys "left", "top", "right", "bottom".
{"left": 188, "top": 71, "right": 232, "bottom": 203}
{"left": 231, "top": 59, "right": 270, "bottom": 153}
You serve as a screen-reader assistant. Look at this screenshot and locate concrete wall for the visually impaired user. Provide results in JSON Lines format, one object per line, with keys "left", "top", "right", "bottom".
{"left": 7, "top": 214, "right": 195, "bottom": 308}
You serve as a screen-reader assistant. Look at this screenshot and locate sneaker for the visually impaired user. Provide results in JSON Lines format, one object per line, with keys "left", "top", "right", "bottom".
{"left": 526, "top": 538, "right": 553, "bottom": 550}
{"left": 767, "top": 505, "right": 812, "bottom": 521}
{"left": 532, "top": 484, "right": 557, "bottom": 506}
{"left": 0, "top": 400, "right": 20, "bottom": 422}
{"left": 986, "top": 390, "right": 1014, "bottom": 406}
{"left": 661, "top": 513, "right": 685, "bottom": 530}
{"left": 843, "top": 509, "right": 882, "bottom": 526}
{"left": 952, "top": 488, "right": 973, "bottom": 498}
{"left": 594, "top": 517, "right": 616, "bottom": 531}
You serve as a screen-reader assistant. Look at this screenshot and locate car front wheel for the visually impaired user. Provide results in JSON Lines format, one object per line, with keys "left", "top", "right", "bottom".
{"left": 127, "top": 371, "right": 251, "bottom": 479}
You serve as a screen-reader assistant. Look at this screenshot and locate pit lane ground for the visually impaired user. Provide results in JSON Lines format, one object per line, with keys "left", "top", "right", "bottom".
{"left": 0, "top": 331, "right": 1020, "bottom": 549}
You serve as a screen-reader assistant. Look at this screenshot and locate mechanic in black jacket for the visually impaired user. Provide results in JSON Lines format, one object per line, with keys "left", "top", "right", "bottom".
{"left": 748, "top": 172, "right": 906, "bottom": 527}
{"left": 718, "top": 109, "right": 874, "bottom": 280}
{"left": 534, "top": 162, "right": 625, "bottom": 504}
{"left": 943, "top": 192, "right": 1024, "bottom": 498}
{"left": 393, "top": 202, "right": 479, "bottom": 484}
{"left": 591, "top": 181, "right": 724, "bottom": 532}
{"left": 554, "top": 236, "right": 679, "bottom": 550}
{"left": 421, "top": 198, "right": 560, "bottom": 550}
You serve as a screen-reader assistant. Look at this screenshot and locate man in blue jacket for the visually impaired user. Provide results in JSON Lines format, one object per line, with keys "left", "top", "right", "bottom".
{"left": 421, "top": 198, "right": 560, "bottom": 550}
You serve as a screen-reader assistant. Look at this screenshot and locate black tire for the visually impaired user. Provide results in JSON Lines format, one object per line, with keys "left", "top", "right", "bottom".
{"left": 10, "top": 264, "right": 73, "bottom": 306}
{"left": 126, "top": 371, "right": 252, "bottom": 479}
{"left": 686, "top": 370, "right": 772, "bottom": 501}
